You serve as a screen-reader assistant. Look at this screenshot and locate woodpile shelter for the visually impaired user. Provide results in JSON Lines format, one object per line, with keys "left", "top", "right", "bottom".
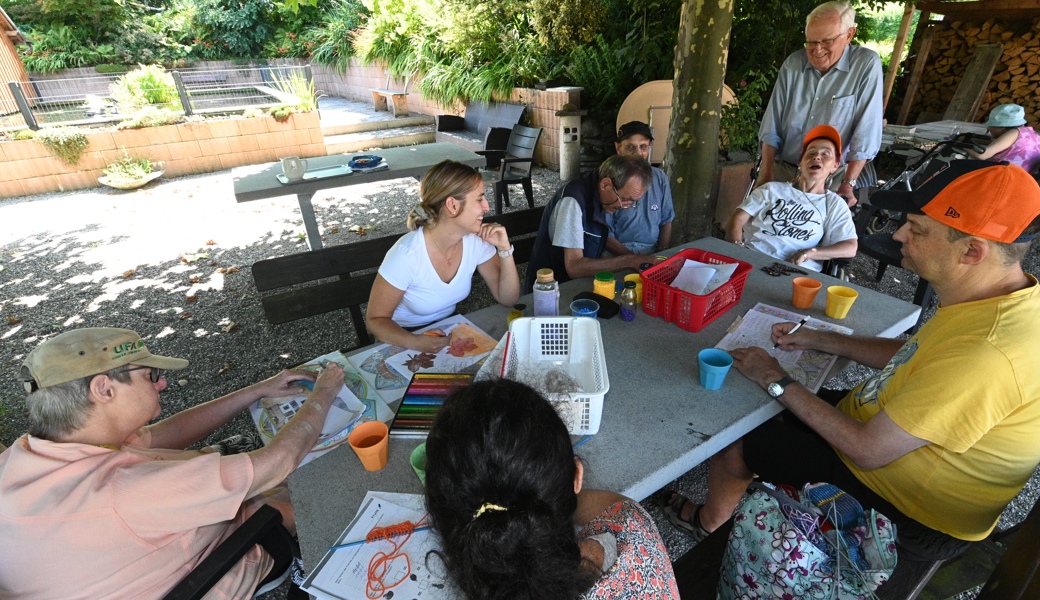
{"left": 889, "top": 0, "right": 1040, "bottom": 126}
{"left": 0, "top": 7, "right": 30, "bottom": 123}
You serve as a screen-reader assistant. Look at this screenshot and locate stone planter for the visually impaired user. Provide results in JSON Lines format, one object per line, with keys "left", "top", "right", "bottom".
{"left": 0, "top": 111, "right": 325, "bottom": 198}
{"left": 98, "top": 169, "right": 164, "bottom": 190}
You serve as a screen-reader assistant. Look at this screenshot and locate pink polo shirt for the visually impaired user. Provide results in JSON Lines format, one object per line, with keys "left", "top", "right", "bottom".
{"left": 0, "top": 435, "right": 272, "bottom": 599}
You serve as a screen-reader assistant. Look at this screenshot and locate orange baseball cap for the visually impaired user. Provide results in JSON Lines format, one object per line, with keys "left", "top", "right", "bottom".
{"left": 871, "top": 161, "right": 1040, "bottom": 243}
{"left": 802, "top": 125, "right": 842, "bottom": 160}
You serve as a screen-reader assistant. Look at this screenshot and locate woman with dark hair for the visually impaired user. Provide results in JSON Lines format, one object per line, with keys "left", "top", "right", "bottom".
{"left": 366, "top": 160, "right": 520, "bottom": 352}
{"left": 424, "top": 379, "right": 679, "bottom": 600}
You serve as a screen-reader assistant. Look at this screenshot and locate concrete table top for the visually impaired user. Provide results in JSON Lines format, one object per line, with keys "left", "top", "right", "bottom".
{"left": 231, "top": 143, "right": 483, "bottom": 250}
{"left": 288, "top": 236, "right": 921, "bottom": 569}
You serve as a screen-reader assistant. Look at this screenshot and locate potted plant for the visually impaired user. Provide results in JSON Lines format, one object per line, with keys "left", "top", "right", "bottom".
{"left": 99, "top": 149, "right": 164, "bottom": 189}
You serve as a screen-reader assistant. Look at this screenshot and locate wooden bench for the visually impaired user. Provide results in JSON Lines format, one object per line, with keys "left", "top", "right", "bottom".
{"left": 251, "top": 206, "right": 545, "bottom": 350}
{"left": 435, "top": 100, "right": 526, "bottom": 163}
{"left": 370, "top": 72, "right": 411, "bottom": 117}
{"left": 672, "top": 493, "right": 1040, "bottom": 600}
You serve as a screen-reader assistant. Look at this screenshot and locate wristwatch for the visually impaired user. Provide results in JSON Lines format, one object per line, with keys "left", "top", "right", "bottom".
{"left": 766, "top": 375, "right": 797, "bottom": 399}
{"left": 497, "top": 244, "right": 515, "bottom": 258}
{"left": 842, "top": 177, "right": 858, "bottom": 187}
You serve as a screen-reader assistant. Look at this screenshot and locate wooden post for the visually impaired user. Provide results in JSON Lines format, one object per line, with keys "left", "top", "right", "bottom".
{"left": 897, "top": 17, "right": 933, "bottom": 125}
{"left": 665, "top": 0, "right": 735, "bottom": 243}
{"left": 883, "top": 2, "right": 917, "bottom": 112}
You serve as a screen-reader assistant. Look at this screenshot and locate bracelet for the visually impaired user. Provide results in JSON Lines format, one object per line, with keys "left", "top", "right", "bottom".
{"left": 497, "top": 244, "right": 515, "bottom": 258}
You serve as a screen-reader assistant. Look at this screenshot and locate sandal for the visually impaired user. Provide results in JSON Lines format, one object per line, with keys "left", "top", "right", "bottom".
{"left": 661, "top": 492, "right": 711, "bottom": 542}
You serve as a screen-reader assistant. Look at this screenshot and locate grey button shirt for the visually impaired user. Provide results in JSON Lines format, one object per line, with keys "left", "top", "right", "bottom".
{"left": 759, "top": 44, "right": 884, "bottom": 166}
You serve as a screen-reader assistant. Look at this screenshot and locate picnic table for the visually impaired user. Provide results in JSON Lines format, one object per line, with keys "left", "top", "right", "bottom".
{"left": 231, "top": 143, "right": 483, "bottom": 250}
{"left": 286, "top": 236, "right": 921, "bottom": 571}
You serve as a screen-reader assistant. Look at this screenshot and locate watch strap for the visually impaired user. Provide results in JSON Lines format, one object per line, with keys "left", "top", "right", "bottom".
{"left": 769, "top": 375, "right": 797, "bottom": 398}
{"left": 497, "top": 244, "right": 515, "bottom": 258}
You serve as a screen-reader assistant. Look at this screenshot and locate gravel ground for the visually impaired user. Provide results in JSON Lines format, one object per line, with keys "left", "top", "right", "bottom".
{"left": 2, "top": 164, "right": 1037, "bottom": 599}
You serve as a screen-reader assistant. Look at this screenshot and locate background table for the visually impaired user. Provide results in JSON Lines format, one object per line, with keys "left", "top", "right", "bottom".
{"left": 232, "top": 143, "right": 483, "bottom": 250}
{"left": 882, "top": 119, "right": 988, "bottom": 151}
{"left": 287, "top": 236, "right": 922, "bottom": 569}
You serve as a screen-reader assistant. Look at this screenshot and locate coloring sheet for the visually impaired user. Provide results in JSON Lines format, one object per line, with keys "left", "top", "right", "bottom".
{"left": 347, "top": 315, "right": 496, "bottom": 405}
{"left": 249, "top": 350, "right": 390, "bottom": 469}
{"left": 715, "top": 303, "right": 853, "bottom": 392}
{"left": 302, "top": 492, "right": 456, "bottom": 600}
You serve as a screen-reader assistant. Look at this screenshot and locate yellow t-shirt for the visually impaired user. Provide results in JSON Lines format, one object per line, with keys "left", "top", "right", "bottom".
{"left": 838, "top": 277, "right": 1040, "bottom": 541}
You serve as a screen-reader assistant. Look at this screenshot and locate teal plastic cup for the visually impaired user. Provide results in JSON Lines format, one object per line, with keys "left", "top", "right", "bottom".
{"left": 570, "top": 299, "right": 600, "bottom": 318}
{"left": 410, "top": 442, "right": 427, "bottom": 485}
{"left": 698, "top": 349, "right": 733, "bottom": 390}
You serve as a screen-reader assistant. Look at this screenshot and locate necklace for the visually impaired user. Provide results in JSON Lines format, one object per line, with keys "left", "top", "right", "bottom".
{"left": 432, "top": 237, "right": 460, "bottom": 264}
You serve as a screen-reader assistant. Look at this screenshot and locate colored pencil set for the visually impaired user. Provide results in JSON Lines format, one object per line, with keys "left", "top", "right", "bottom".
{"left": 389, "top": 373, "right": 474, "bottom": 438}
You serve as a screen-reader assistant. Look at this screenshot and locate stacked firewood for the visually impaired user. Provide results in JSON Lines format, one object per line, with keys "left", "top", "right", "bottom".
{"left": 910, "top": 18, "right": 1040, "bottom": 124}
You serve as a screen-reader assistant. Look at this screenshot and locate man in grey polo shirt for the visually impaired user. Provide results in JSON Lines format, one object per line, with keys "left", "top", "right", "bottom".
{"left": 756, "top": 0, "right": 883, "bottom": 206}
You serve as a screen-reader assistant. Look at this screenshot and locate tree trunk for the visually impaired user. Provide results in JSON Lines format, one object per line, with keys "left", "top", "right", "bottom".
{"left": 663, "top": 0, "right": 735, "bottom": 243}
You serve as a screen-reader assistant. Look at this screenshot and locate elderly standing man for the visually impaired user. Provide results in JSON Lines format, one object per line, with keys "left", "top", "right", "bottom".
{"left": 0, "top": 327, "right": 344, "bottom": 599}
{"left": 665, "top": 161, "right": 1040, "bottom": 564}
{"left": 526, "top": 154, "right": 656, "bottom": 291}
{"left": 757, "top": 0, "right": 883, "bottom": 206}
{"left": 605, "top": 121, "right": 675, "bottom": 255}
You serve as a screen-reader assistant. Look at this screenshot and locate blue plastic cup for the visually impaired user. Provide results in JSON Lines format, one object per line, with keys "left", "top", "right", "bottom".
{"left": 698, "top": 349, "right": 733, "bottom": 390}
{"left": 570, "top": 299, "right": 600, "bottom": 318}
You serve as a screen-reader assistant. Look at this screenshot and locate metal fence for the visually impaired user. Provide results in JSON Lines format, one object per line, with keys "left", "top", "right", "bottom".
{"left": 3, "top": 64, "right": 312, "bottom": 131}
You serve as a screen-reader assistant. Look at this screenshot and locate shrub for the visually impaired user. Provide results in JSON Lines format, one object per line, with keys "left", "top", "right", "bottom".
{"left": 110, "top": 65, "right": 182, "bottom": 112}
{"left": 242, "top": 107, "right": 264, "bottom": 119}
{"left": 720, "top": 69, "right": 774, "bottom": 156}
{"left": 270, "top": 70, "right": 319, "bottom": 112}
{"left": 12, "top": 129, "right": 36, "bottom": 140}
{"left": 36, "top": 127, "right": 89, "bottom": 165}
{"left": 270, "top": 104, "right": 294, "bottom": 122}
{"left": 18, "top": 26, "right": 117, "bottom": 73}
{"left": 103, "top": 147, "right": 161, "bottom": 184}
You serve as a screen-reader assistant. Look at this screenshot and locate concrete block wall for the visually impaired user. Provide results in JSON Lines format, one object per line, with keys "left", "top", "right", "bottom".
{"left": 0, "top": 112, "right": 324, "bottom": 198}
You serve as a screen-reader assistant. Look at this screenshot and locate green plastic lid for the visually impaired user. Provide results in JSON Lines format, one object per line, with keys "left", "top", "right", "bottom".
{"left": 595, "top": 271, "right": 614, "bottom": 281}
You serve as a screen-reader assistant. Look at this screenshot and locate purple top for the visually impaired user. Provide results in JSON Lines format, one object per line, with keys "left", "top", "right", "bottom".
{"left": 991, "top": 126, "right": 1040, "bottom": 174}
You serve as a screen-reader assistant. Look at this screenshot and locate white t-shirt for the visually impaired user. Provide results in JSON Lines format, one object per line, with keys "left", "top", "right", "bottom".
{"left": 737, "top": 181, "right": 857, "bottom": 272}
{"left": 377, "top": 227, "right": 496, "bottom": 327}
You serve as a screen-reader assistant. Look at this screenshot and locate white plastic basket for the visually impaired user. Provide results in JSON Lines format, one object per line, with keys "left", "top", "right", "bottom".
{"left": 503, "top": 317, "right": 610, "bottom": 435}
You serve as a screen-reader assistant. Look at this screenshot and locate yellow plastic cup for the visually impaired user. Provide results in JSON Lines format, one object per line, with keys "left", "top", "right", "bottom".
{"left": 825, "top": 286, "right": 859, "bottom": 319}
{"left": 624, "top": 273, "right": 643, "bottom": 304}
{"left": 791, "top": 277, "right": 822, "bottom": 309}
{"left": 347, "top": 421, "right": 389, "bottom": 471}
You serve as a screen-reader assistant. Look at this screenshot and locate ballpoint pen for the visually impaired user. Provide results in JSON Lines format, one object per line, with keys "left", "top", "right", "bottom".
{"left": 773, "top": 317, "right": 809, "bottom": 349}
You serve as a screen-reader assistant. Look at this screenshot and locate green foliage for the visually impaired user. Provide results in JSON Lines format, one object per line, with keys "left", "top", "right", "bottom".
{"left": 270, "top": 70, "right": 319, "bottom": 111}
{"left": 12, "top": 129, "right": 37, "bottom": 140}
{"left": 116, "top": 107, "right": 185, "bottom": 129}
{"left": 270, "top": 104, "right": 294, "bottom": 121}
{"left": 720, "top": 68, "right": 774, "bottom": 154}
{"left": 191, "top": 0, "right": 275, "bottom": 59}
{"left": 36, "top": 127, "right": 89, "bottom": 165}
{"left": 5, "top": 0, "right": 128, "bottom": 36}
{"left": 95, "top": 63, "right": 129, "bottom": 74}
{"left": 308, "top": 0, "right": 369, "bottom": 70}
{"left": 19, "top": 26, "right": 117, "bottom": 73}
{"left": 242, "top": 107, "right": 265, "bottom": 118}
{"left": 110, "top": 65, "right": 181, "bottom": 113}
{"left": 531, "top": 0, "right": 606, "bottom": 52}
{"left": 103, "top": 147, "right": 160, "bottom": 183}
{"left": 111, "top": 20, "right": 191, "bottom": 66}
{"left": 562, "top": 35, "right": 629, "bottom": 119}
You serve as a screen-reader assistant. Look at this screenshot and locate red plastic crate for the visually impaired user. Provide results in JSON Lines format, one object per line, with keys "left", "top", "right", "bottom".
{"left": 641, "top": 249, "right": 752, "bottom": 332}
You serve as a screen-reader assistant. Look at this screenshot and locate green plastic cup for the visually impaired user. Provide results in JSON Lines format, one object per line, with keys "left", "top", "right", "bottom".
{"left": 410, "top": 442, "right": 427, "bottom": 486}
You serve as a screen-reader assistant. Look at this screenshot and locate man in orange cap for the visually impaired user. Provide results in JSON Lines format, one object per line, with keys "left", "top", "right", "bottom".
{"left": 0, "top": 327, "right": 344, "bottom": 599}
{"left": 667, "top": 161, "right": 1040, "bottom": 563}
{"left": 726, "top": 125, "right": 857, "bottom": 271}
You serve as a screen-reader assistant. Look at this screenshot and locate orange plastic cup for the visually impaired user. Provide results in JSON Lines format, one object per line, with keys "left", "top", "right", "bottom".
{"left": 791, "top": 277, "right": 822, "bottom": 309}
{"left": 347, "top": 421, "right": 389, "bottom": 471}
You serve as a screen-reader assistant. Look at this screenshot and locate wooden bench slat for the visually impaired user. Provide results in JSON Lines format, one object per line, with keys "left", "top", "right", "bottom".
{"left": 251, "top": 234, "right": 402, "bottom": 291}
{"left": 260, "top": 275, "right": 377, "bottom": 325}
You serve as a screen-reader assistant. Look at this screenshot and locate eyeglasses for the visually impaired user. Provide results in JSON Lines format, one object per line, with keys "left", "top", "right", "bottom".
{"left": 603, "top": 184, "right": 639, "bottom": 210}
{"left": 125, "top": 366, "right": 162, "bottom": 383}
{"left": 804, "top": 30, "right": 849, "bottom": 49}
{"left": 619, "top": 141, "right": 652, "bottom": 155}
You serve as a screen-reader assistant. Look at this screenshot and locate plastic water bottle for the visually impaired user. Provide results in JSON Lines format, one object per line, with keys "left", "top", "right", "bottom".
{"left": 532, "top": 268, "right": 559, "bottom": 316}
{"left": 620, "top": 280, "right": 637, "bottom": 321}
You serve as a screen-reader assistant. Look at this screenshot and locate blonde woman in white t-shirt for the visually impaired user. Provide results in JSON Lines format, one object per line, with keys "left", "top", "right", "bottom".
{"left": 366, "top": 160, "right": 520, "bottom": 352}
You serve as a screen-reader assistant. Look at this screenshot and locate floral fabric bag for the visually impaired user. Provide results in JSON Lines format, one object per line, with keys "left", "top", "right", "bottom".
{"left": 718, "top": 481, "right": 898, "bottom": 600}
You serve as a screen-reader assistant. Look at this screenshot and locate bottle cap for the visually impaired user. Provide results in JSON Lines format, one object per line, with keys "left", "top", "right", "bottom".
{"left": 513, "top": 303, "right": 526, "bottom": 310}
{"left": 623, "top": 281, "right": 636, "bottom": 289}
{"left": 594, "top": 271, "right": 614, "bottom": 282}
{"left": 536, "top": 268, "right": 555, "bottom": 283}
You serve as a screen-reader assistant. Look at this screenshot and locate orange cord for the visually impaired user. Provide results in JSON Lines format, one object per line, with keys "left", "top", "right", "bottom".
{"left": 365, "top": 516, "right": 430, "bottom": 599}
